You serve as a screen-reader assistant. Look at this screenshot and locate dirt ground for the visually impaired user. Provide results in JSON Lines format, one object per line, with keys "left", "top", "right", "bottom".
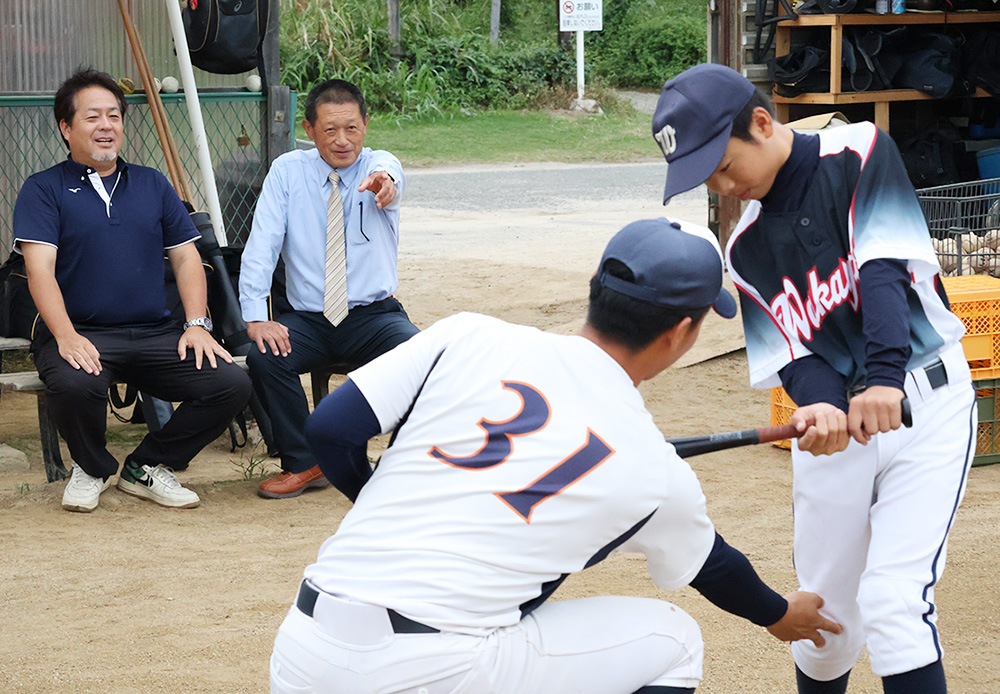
{"left": 1, "top": 172, "right": 999, "bottom": 693}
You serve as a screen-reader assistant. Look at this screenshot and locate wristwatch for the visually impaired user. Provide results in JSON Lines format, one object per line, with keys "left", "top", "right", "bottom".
{"left": 183, "top": 316, "right": 213, "bottom": 332}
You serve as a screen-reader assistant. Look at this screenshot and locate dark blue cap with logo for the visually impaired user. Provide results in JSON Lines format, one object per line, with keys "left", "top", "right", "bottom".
{"left": 652, "top": 63, "right": 755, "bottom": 204}
{"left": 597, "top": 217, "right": 737, "bottom": 319}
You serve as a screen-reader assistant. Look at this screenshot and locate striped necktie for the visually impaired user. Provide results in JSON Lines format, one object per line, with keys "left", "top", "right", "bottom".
{"left": 323, "top": 170, "right": 349, "bottom": 326}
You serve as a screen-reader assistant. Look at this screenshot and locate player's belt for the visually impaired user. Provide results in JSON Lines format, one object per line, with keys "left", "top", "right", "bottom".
{"left": 853, "top": 358, "right": 950, "bottom": 400}
{"left": 296, "top": 580, "right": 440, "bottom": 634}
{"left": 922, "top": 358, "right": 948, "bottom": 389}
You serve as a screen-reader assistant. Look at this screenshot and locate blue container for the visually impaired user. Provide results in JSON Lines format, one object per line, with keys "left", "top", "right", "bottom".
{"left": 978, "top": 146, "right": 1000, "bottom": 179}
{"left": 970, "top": 120, "right": 1000, "bottom": 140}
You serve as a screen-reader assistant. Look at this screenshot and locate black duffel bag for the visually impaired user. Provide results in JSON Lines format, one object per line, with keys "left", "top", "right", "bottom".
{"left": 768, "top": 44, "right": 831, "bottom": 97}
{"left": 183, "top": 0, "right": 269, "bottom": 75}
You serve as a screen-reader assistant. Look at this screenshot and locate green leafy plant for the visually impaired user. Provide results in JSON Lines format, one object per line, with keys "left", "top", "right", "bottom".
{"left": 231, "top": 441, "right": 279, "bottom": 481}
{"left": 589, "top": 0, "right": 707, "bottom": 88}
{"left": 278, "top": 0, "right": 703, "bottom": 123}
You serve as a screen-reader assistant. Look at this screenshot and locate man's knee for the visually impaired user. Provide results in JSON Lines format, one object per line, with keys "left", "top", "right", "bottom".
{"left": 369, "top": 315, "right": 419, "bottom": 359}
{"left": 216, "top": 364, "right": 253, "bottom": 410}
{"left": 791, "top": 626, "right": 865, "bottom": 683}
{"left": 857, "top": 575, "right": 939, "bottom": 676}
{"left": 40, "top": 366, "right": 110, "bottom": 403}
{"left": 645, "top": 602, "right": 703, "bottom": 686}
{"left": 246, "top": 345, "right": 298, "bottom": 380}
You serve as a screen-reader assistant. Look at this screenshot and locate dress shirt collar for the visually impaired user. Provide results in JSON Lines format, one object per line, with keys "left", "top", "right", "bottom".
{"left": 312, "top": 147, "right": 369, "bottom": 191}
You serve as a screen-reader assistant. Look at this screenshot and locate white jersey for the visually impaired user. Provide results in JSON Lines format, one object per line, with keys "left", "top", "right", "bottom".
{"left": 305, "top": 312, "right": 715, "bottom": 635}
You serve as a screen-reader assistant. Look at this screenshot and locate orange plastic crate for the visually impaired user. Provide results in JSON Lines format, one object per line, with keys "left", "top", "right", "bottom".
{"left": 769, "top": 387, "right": 796, "bottom": 449}
{"left": 942, "top": 275, "right": 1000, "bottom": 379}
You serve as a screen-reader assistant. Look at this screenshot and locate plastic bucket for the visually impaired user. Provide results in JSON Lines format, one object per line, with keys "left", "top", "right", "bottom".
{"left": 978, "top": 146, "right": 1000, "bottom": 179}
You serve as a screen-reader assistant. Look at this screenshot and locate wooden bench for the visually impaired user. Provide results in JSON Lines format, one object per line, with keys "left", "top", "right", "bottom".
{"left": 0, "top": 340, "right": 257, "bottom": 484}
{"left": 0, "top": 337, "right": 68, "bottom": 483}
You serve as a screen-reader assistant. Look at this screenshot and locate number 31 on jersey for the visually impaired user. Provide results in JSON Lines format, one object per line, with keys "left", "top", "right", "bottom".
{"left": 428, "top": 381, "right": 615, "bottom": 523}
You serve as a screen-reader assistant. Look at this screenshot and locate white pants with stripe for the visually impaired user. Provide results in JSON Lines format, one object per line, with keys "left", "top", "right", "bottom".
{"left": 790, "top": 344, "right": 976, "bottom": 681}
{"left": 270, "top": 593, "right": 703, "bottom": 694}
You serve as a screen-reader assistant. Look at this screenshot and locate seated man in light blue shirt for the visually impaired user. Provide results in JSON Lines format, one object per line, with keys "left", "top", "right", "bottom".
{"left": 239, "top": 78, "right": 420, "bottom": 500}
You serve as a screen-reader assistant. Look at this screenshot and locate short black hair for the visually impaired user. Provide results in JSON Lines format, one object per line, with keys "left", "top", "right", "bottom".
{"left": 304, "top": 79, "right": 367, "bottom": 123}
{"left": 586, "top": 259, "right": 710, "bottom": 351}
{"left": 730, "top": 88, "right": 776, "bottom": 142}
{"left": 53, "top": 68, "right": 128, "bottom": 147}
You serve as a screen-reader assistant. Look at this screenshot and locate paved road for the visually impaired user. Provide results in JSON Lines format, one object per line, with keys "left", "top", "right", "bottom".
{"left": 406, "top": 161, "right": 706, "bottom": 213}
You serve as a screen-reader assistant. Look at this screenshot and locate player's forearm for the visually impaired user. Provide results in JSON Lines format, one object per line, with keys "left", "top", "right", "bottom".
{"left": 780, "top": 356, "right": 848, "bottom": 412}
{"left": 859, "top": 258, "right": 910, "bottom": 389}
{"left": 688, "top": 532, "right": 788, "bottom": 627}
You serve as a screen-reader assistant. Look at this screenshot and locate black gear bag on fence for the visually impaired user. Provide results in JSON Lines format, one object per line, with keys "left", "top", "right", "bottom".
{"left": 183, "top": 0, "right": 269, "bottom": 75}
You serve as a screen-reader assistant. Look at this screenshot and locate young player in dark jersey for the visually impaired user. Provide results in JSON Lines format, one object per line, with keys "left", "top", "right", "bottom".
{"left": 651, "top": 63, "right": 976, "bottom": 694}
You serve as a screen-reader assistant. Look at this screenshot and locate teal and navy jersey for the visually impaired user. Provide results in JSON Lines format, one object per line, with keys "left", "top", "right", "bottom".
{"left": 725, "top": 122, "right": 965, "bottom": 392}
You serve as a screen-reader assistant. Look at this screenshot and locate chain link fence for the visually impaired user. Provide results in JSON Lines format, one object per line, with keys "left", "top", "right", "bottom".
{"left": 0, "top": 90, "right": 289, "bottom": 255}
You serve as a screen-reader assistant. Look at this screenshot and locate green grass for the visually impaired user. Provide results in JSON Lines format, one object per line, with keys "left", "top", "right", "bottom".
{"left": 298, "top": 108, "right": 660, "bottom": 168}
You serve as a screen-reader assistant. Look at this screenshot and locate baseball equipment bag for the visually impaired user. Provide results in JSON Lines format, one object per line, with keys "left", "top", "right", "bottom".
{"left": 0, "top": 251, "right": 39, "bottom": 340}
{"left": 183, "top": 0, "right": 269, "bottom": 75}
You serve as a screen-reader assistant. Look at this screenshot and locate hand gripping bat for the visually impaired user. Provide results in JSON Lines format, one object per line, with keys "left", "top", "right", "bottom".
{"left": 668, "top": 398, "right": 913, "bottom": 459}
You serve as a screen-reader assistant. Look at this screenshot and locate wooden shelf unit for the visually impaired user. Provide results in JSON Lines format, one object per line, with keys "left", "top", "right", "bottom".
{"left": 772, "top": 11, "right": 1000, "bottom": 133}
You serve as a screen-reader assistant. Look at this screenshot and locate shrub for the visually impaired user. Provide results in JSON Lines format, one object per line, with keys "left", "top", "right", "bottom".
{"left": 278, "top": 0, "right": 703, "bottom": 119}
{"left": 589, "top": 5, "right": 707, "bottom": 89}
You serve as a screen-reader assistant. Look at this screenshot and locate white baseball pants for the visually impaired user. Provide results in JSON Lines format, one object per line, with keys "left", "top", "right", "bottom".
{"left": 270, "top": 591, "right": 703, "bottom": 693}
{"left": 790, "top": 344, "right": 976, "bottom": 681}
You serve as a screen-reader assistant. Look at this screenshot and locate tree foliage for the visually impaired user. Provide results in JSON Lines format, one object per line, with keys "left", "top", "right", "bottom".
{"left": 278, "top": 0, "right": 705, "bottom": 119}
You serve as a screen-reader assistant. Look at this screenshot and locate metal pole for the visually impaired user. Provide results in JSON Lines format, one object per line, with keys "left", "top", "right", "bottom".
{"left": 576, "top": 30, "right": 584, "bottom": 100}
{"left": 490, "top": 0, "right": 501, "bottom": 43}
{"left": 388, "top": 0, "right": 402, "bottom": 62}
{"left": 163, "top": 0, "right": 228, "bottom": 247}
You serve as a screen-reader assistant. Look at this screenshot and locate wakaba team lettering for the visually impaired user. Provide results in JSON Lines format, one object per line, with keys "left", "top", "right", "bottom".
{"left": 769, "top": 254, "right": 860, "bottom": 342}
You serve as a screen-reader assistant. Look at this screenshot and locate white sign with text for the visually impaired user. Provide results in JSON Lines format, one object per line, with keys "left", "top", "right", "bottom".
{"left": 559, "top": 0, "right": 603, "bottom": 32}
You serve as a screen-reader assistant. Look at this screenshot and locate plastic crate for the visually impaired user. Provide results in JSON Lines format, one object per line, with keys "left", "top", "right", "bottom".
{"left": 941, "top": 275, "right": 1000, "bottom": 379}
{"left": 973, "top": 379, "right": 1000, "bottom": 466}
{"left": 769, "top": 387, "right": 796, "bottom": 450}
{"left": 770, "top": 382, "right": 998, "bottom": 466}
{"left": 917, "top": 177, "right": 1000, "bottom": 277}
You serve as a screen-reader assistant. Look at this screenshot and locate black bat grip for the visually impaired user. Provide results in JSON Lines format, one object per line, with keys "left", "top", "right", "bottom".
{"left": 901, "top": 396, "right": 912, "bottom": 428}
{"left": 668, "top": 428, "right": 762, "bottom": 459}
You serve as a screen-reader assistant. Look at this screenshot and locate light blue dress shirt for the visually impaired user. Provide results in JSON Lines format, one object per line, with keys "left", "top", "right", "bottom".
{"left": 239, "top": 146, "right": 406, "bottom": 323}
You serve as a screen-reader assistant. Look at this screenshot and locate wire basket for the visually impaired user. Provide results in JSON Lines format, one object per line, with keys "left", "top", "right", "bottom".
{"left": 917, "top": 177, "right": 1000, "bottom": 277}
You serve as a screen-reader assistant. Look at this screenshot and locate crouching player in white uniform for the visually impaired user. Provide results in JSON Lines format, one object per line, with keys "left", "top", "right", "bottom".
{"left": 269, "top": 218, "right": 842, "bottom": 694}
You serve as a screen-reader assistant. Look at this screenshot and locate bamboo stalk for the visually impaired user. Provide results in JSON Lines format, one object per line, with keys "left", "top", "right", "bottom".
{"left": 116, "top": 0, "right": 193, "bottom": 203}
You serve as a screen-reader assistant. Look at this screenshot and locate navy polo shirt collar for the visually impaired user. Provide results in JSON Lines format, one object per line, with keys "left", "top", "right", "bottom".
{"left": 63, "top": 154, "right": 128, "bottom": 181}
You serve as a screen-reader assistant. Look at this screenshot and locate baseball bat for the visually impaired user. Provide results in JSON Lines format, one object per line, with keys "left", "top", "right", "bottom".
{"left": 669, "top": 397, "right": 913, "bottom": 459}
{"left": 668, "top": 424, "right": 798, "bottom": 458}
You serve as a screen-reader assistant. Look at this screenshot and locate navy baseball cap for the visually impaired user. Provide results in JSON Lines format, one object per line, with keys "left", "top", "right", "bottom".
{"left": 597, "top": 218, "right": 736, "bottom": 319}
{"left": 653, "top": 63, "right": 755, "bottom": 204}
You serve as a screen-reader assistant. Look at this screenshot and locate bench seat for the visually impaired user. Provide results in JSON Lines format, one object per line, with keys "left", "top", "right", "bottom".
{"left": 0, "top": 348, "right": 251, "bottom": 483}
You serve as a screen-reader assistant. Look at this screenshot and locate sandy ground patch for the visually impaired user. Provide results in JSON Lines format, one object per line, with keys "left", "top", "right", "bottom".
{"left": 1, "top": 170, "right": 997, "bottom": 693}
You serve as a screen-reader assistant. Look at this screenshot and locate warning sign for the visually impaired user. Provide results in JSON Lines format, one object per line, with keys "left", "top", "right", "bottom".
{"left": 558, "top": 0, "right": 603, "bottom": 32}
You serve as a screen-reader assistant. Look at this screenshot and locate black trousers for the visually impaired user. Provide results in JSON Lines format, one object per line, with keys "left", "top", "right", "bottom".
{"left": 32, "top": 321, "right": 252, "bottom": 480}
{"left": 246, "top": 298, "right": 419, "bottom": 474}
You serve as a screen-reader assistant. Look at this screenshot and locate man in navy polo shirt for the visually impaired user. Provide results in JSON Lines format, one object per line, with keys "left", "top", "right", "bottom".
{"left": 13, "top": 69, "right": 252, "bottom": 513}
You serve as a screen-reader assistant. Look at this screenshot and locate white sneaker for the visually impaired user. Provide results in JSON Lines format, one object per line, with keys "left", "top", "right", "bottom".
{"left": 62, "top": 464, "right": 112, "bottom": 513}
{"left": 116, "top": 463, "right": 200, "bottom": 509}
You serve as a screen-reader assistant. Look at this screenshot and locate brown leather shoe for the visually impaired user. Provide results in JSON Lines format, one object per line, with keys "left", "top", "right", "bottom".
{"left": 257, "top": 466, "right": 331, "bottom": 499}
